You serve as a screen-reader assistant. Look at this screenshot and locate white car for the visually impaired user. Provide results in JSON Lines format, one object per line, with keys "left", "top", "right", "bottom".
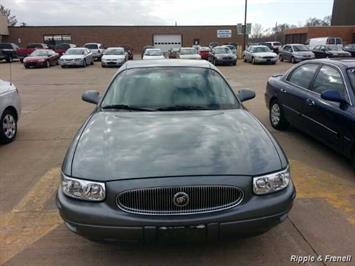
{"left": 84, "top": 43, "right": 105, "bottom": 61}
{"left": 59, "top": 48, "right": 94, "bottom": 68}
{"left": 243, "top": 45, "right": 278, "bottom": 64}
{"left": 101, "top": 47, "right": 127, "bottom": 67}
{"left": 0, "top": 80, "right": 21, "bottom": 144}
{"left": 143, "top": 48, "right": 165, "bottom": 60}
{"left": 178, "top": 48, "right": 201, "bottom": 60}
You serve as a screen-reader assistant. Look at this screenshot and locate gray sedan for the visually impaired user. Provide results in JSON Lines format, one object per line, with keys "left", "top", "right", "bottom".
{"left": 57, "top": 60, "right": 295, "bottom": 242}
{"left": 244, "top": 45, "right": 278, "bottom": 64}
{"left": 279, "top": 44, "right": 315, "bottom": 63}
{"left": 59, "top": 48, "right": 94, "bottom": 67}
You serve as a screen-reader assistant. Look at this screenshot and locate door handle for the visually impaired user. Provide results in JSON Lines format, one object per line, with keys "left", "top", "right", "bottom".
{"left": 280, "top": 88, "right": 287, "bottom": 93}
{"left": 306, "top": 98, "right": 316, "bottom": 106}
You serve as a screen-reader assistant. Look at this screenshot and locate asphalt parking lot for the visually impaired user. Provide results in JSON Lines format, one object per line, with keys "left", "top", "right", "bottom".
{"left": 0, "top": 59, "right": 354, "bottom": 266}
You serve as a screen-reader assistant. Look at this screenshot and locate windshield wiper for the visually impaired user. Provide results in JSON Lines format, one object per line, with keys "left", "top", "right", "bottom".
{"left": 101, "top": 104, "right": 156, "bottom": 111}
{"left": 156, "top": 105, "right": 214, "bottom": 111}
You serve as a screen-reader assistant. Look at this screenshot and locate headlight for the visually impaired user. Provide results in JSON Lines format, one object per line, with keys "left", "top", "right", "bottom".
{"left": 62, "top": 174, "right": 106, "bottom": 201}
{"left": 253, "top": 168, "right": 290, "bottom": 195}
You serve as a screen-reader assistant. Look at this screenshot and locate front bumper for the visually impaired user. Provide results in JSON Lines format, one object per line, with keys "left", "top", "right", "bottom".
{"left": 56, "top": 176, "right": 295, "bottom": 241}
{"left": 24, "top": 61, "right": 47, "bottom": 67}
{"left": 215, "top": 58, "right": 237, "bottom": 65}
{"left": 294, "top": 57, "right": 314, "bottom": 62}
{"left": 59, "top": 60, "right": 83, "bottom": 66}
{"left": 101, "top": 61, "right": 124, "bottom": 67}
{"left": 254, "top": 57, "right": 278, "bottom": 63}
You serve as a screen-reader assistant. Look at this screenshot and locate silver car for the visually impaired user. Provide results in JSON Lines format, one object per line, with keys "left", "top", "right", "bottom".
{"left": 101, "top": 47, "right": 128, "bottom": 67}
{"left": 243, "top": 45, "right": 278, "bottom": 64}
{"left": 59, "top": 48, "right": 94, "bottom": 68}
{"left": 279, "top": 44, "right": 315, "bottom": 63}
{"left": 0, "top": 80, "right": 21, "bottom": 144}
{"left": 84, "top": 43, "right": 105, "bottom": 61}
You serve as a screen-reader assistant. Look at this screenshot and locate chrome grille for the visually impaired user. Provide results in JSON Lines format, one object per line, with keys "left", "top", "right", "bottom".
{"left": 117, "top": 186, "right": 243, "bottom": 215}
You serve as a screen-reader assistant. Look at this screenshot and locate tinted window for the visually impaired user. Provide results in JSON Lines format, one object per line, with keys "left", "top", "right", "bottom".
{"left": 102, "top": 68, "right": 239, "bottom": 110}
{"left": 287, "top": 64, "right": 319, "bottom": 89}
{"left": 312, "top": 66, "right": 346, "bottom": 96}
{"left": 85, "top": 44, "right": 98, "bottom": 49}
{"left": 327, "top": 38, "right": 335, "bottom": 45}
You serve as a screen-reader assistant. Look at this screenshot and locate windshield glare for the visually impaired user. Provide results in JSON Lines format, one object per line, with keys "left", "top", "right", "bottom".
{"left": 104, "top": 49, "right": 124, "bottom": 55}
{"left": 215, "top": 48, "right": 231, "bottom": 54}
{"left": 253, "top": 46, "right": 271, "bottom": 53}
{"left": 293, "top": 45, "right": 309, "bottom": 52}
{"left": 101, "top": 67, "right": 239, "bottom": 110}
{"left": 145, "top": 50, "right": 162, "bottom": 56}
{"left": 180, "top": 49, "right": 197, "bottom": 55}
{"left": 30, "top": 50, "right": 49, "bottom": 56}
{"left": 66, "top": 49, "right": 85, "bottom": 55}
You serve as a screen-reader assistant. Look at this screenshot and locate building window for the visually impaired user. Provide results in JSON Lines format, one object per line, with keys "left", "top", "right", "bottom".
{"left": 43, "top": 34, "right": 72, "bottom": 47}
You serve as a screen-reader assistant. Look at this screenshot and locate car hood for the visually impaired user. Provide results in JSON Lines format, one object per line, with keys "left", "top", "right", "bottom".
{"left": 0, "top": 80, "right": 15, "bottom": 94}
{"left": 70, "top": 110, "right": 283, "bottom": 181}
{"left": 293, "top": 51, "right": 314, "bottom": 56}
{"left": 24, "top": 56, "right": 48, "bottom": 61}
{"left": 180, "top": 54, "right": 201, "bottom": 59}
{"left": 254, "top": 52, "right": 277, "bottom": 57}
{"left": 102, "top": 55, "right": 125, "bottom": 60}
{"left": 143, "top": 55, "right": 165, "bottom": 60}
{"left": 60, "top": 54, "right": 85, "bottom": 59}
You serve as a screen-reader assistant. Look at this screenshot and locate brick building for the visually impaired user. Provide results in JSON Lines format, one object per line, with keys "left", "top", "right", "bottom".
{"left": 3, "top": 25, "right": 242, "bottom": 53}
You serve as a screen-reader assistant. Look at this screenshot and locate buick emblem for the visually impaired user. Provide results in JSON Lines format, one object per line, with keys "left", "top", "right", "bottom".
{"left": 173, "top": 192, "right": 189, "bottom": 207}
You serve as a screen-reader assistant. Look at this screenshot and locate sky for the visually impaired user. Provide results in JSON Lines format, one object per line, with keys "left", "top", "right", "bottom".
{"left": 2, "top": 0, "right": 334, "bottom": 30}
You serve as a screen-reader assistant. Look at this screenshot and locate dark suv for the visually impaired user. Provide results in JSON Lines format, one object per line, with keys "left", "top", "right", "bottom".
{"left": 0, "top": 43, "right": 19, "bottom": 62}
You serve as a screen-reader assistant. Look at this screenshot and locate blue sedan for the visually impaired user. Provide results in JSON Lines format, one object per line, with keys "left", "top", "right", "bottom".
{"left": 265, "top": 59, "right": 355, "bottom": 169}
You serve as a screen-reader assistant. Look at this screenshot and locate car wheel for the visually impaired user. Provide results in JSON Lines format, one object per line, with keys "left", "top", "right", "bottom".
{"left": 291, "top": 57, "right": 296, "bottom": 64}
{"left": 24, "top": 64, "right": 29, "bottom": 69}
{"left": 0, "top": 109, "right": 17, "bottom": 144}
{"left": 91, "top": 59, "right": 94, "bottom": 65}
{"left": 233, "top": 61, "right": 237, "bottom": 66}
{"left": 279, "top": 55, "right": 284, "bottom": 62}
{"left": 82, "top": 60, "right": 87, "bottom": 67}
{"left": 269, "top": 100, "right": 289, "bottom": 130}
{"left": 251, "top": 57, "right": 256, "bottom": 64}
{"left": 6, "top": 56, "right": 13, "bottom": 63}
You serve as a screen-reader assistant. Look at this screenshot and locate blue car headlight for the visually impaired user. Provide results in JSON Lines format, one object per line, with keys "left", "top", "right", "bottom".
{"left": 62, "top": 174, "right": 106, "bottom": 201}
{"left": 253, "top": 168, "right": 290, "bottom": 195}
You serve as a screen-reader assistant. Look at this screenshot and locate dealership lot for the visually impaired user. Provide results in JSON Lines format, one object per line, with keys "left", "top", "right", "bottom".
{"left": 0, "top": 60, "right": 354, "bottom": 266}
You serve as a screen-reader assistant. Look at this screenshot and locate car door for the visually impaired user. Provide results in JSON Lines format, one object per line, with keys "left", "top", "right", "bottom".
{"left": 283, "top": 45, "right": 291, "bottom": 61}
{"left": 302, "top": 64, "right": 351, "bottom": 153}
{"left": 279, "top": 63, "right": 321, "bottom": 127}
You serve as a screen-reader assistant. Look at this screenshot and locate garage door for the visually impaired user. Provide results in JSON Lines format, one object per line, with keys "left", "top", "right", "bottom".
{"left": 153, "top": 34, "right": 182, "bottom": 53}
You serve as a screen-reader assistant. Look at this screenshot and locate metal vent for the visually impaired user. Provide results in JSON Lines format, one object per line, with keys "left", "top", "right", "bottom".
{"left": 117, "top": 185, "right": 243, "bottom": 215}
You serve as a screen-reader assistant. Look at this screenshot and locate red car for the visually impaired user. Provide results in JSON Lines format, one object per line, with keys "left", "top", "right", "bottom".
{"left": 23, "top": 49, "right": 60, "bottom": 68}
{"left": 16, "top": 43, "right": 49, "bottom": 62}
{"left": 53, "top": 43, "right": 76, "bottom": 56}
{"left": 199, "top": 47, "right": 211, "bottom": 60}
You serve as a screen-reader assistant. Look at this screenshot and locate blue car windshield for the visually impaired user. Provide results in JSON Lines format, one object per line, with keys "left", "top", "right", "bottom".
{"left": 101, "top": 67, "right": 239, "bottom": 111}
{"left": 347, "top": 68, "right": 355, "bottom": 95}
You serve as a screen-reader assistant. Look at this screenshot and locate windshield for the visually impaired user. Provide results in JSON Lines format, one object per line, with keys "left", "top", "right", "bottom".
{"left": 30, "top": 50, "right": 49, "bottom": 56}
{"left": 65, "top": 49, "right": 85, "bottom": 55}
{"left": 252, "top": 46, "right": 271, "bottom": 53}
{"left": 145, "top": 49, "right": 162, "bottom": 56}
{"left": 293, "top": 45, "right": 309, "bottom": 52}
{"left": 347, "top": 68, "right": 355, "bottom": 95}
{"left": 101, "top": 67, "right": 239, "bottom": 111}
{"left": 214, "top": 47, "right": 232, "bottom": 54}
{"left": 85, "top": 44, "right": 98, "bottom": 49}
{"left": 104, "top": 49, "right": 124, "bottom": 55}
{"left": 180, "top": 49, "right": 197, "bottom": 55}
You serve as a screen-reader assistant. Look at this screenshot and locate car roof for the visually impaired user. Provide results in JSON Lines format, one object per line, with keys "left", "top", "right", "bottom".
{"left": 124, "top": 59, "right": 212, "bottom": 69}
{"left": 306, "top": 58, "right": 355, "bottom": 68}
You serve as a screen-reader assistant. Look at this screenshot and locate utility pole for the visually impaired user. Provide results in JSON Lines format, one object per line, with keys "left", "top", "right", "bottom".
{"left": 243, "top": 0, "right": 248, "bottom": 51}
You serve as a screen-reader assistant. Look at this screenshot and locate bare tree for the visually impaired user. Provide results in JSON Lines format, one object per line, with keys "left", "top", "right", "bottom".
{"left": 305, "top": 16, "right": 331, "bottom": 26}
{"left": 251, "top": 23, "right": 264, "bottom": 39}
{"left": 0, "top": 5, "right": 17, "bottom": 26}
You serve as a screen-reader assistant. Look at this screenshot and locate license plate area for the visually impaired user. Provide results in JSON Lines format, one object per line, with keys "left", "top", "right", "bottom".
{"left": 157, "top": 225, "right": 206, "bottom": 241}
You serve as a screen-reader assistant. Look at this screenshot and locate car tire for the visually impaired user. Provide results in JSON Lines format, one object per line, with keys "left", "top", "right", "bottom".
{"left": 82, "top": 60, "right": 87, "bottom": 67}
{"left": 279, "top": 55, "right": 284, "bottom": 62}
{"left": 269, "top": 100, "right": 289, "bottom": 130}
{"left": 6, "top": 56, "right": 13, "bottom": 63}
{"left": 291, "top": 57, "right": 296, "bottom": 64}
{"left": 0, "top": 109, "right": 17, "bottom": 144}
{"left": 233, "top": 61, "right": 237, "bottom": 66}
{"left": 24, "top": 64, "right": 29, "bottom": 69}
{"left": 91, "top": 59, "right": 94, "bottom": 65}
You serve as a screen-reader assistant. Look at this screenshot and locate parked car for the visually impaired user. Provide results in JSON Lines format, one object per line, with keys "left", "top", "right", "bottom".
{"left": 101, "top": 47, "right": 127, "bottom": 67}
{"left": 306, "top": 37, "right": 343, "bottom": 50}
{"left": 279, "top": 44, "right": 315, "bottom": 63}
{"left": 244, "top": 45, "right": 278, "bottom": 64}
{"left": 198, "top": 46, "right": 211, "bottom": 60}
{"left": 59, "top": 48, "right": 94, "bottom": 68}
{"left": 23, "top": 49, "right": 60, "bottom": 68}
{"left": 141, "top": 45, "right": 155, "bottom": 59}
{"left": 209, "top": 42, "right": 219, "bottom": 49}
{"left": 168, "top": 47, "right": 180, "bottom": 59}
{"left": 142, "top": 48, "right": 165, "bottom": 60}
{"left": 223, "top": 44, "right": 237, "bottom": 55}
{"left": 312, "top": 45, "right": 351, "bottom": 58}
{"left": 54, "top": 43, "right": 76, "bottom": 56}
{"left": 0, "top": 80, "right": 21, "bottom": 144}
{"left": 122, "top": 46, "right": 133, "bottom": 60}
{"left": 0, "top": 43, "right": 19, "bottom": 62}
{"left": 178, "top": 47, "right": 201, "bottom": 60}
{"left": 208, "top": 46, "right": 237, "bottom": 66}
{"left": 343, "top": 44, "right": 355, "bottom": 57}
{"left": 265, "top": 59, "right": 355, "bottom": 169}
{"left": 84, "top": 43, "right": 105, "bottom": 61}
{"left": 261, "top": 42, "right": 282, "bottom": 53}
{"left": 57, "top": 59, "right": 295, "bottom": 241}
{"left": 16, "top": 43, "right": 49, "bottom": 61}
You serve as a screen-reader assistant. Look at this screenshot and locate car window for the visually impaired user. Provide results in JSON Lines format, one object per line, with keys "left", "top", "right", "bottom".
{"left": 312, "top": 65, "right": 346, "bottom": 96}
{"left": 347, "top": 68, "right": 355, "bottom": 95}
{"left": 287, "top": 64, "right": 319, "bottom": 89}
{"left": 101, "top": 67, "right": 239, "bottom": 110}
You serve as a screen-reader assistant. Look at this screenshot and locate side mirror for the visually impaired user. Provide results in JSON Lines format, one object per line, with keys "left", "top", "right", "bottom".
{"left": 321, "top": 89, "right": 347, "bottom": 104}
{"left": 238, "top": 89, "right": 256, "bottom": 102}
{"left": 82, "top": 90, "right": 100, "bottom": 105}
